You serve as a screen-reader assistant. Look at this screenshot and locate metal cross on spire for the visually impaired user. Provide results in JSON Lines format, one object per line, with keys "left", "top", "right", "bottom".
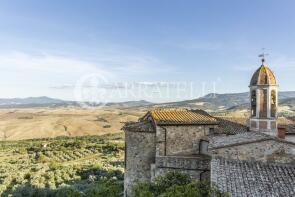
{"left": 258, "top": 48, "right": 269, "bottom": 65}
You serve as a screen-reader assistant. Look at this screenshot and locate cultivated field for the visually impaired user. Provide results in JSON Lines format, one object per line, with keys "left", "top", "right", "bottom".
{"left": 0, "top": 133, "right": 125, "bottom": 196}
{"left": 0, "top": 107, "right": 146, "bottom": 141}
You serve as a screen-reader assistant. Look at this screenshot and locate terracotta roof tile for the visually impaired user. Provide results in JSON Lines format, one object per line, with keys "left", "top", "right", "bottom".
{"left": 250, "top": 65, "right": 277, "bottom": 86}
{"left": 215, "top": 117, "right": 249, "bottom": 134}
{"left": 147, "top": 108, "right": 218, "bottom": 125}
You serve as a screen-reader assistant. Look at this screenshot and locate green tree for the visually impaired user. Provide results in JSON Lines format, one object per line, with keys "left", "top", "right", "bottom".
{"left": 132, "top": 171, "right": 229, "bottom": 197}
{"left": 85, "top": 178, "right": 122, "bottom": 197}
{"left": 55, "top": 186, "right": 82, "bottom": 197}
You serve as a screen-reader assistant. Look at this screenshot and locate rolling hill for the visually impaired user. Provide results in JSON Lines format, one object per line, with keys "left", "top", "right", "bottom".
{"left": 1, "top": 91, "right": 295, "bottom": 112}
{"left": 154, "top": 91, "right": 295, "bottom": 113}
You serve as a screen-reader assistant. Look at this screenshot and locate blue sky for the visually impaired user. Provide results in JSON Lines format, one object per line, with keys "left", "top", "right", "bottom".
{"left": 0, "top": 0, "right": 295, "bottom": 102}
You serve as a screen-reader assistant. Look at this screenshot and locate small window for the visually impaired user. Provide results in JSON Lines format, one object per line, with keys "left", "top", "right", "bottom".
{"left": 199, "top": 140, "right": 209, "bottom": 155}
{"left": 209, "top": 128, "right": 214, "bottom": 135}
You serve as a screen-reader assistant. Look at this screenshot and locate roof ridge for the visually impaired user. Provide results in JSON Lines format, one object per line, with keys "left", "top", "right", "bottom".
{"left": 148, "top": 108, "right": 219, "bottom": 125}
{"left": 151, "top": 108, "right": 188, "bottom": 112}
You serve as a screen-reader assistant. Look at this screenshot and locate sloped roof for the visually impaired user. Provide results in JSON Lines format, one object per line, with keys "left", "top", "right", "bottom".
{"left": 250, "top": 65, "right": 277, "bottom": 86}
{"left": 278, "top": 117, "right": 295, "bottom": 134}
{"left": 214, "top": 116, "right": 295, "bottom": 134}
{"left": 211, "top": 157, "right": 295, "bottom": 197}
{"left": 144, "top": 108, "right": 219, "bottom": 125}
{"left": 215, "top": 117, "right": 249, "bottom": 134}
{"left": 209, "top": 132, "right": 272, "bottom": 149}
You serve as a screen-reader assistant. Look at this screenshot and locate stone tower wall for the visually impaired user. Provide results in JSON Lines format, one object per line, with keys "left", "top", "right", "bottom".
{"left": 124, "top": 130, "right": 156, "bottom": 197}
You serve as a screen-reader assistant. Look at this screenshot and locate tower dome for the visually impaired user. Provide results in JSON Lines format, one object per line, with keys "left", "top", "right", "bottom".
{"left": 250, "top": 65, "right": 277, "bottom": 86}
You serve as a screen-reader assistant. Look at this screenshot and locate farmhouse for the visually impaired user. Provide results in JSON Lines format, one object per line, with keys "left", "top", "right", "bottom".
{"left": 123, "top": 57, "right": 295, "bottom": 196}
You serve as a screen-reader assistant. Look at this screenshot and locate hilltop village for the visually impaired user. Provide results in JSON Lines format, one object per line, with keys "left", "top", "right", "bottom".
{"left": 123, "top": 58, "right": 295, "bottom": 197}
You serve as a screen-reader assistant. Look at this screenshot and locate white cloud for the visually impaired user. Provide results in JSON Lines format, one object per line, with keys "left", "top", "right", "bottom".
{"left": 0, "top": 51, "right": 172, "bottom": 100}
{"left": 0, "top": 50, "right": 171, "bottom": 81}
{"left": 0, "top": 51, "right": 111, "bottom": 76}
{"left": 135, "top": 81, "right": 179, "bottom": 88}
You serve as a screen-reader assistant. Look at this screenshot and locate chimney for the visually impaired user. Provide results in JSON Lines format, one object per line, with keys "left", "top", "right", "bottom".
{"left": 277, "top": 126, "right": 286, "bottom": 139}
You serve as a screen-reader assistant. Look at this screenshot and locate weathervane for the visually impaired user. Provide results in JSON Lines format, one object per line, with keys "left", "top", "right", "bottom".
{"left": 258, "top": 48, "right": 269, "bottom": 65}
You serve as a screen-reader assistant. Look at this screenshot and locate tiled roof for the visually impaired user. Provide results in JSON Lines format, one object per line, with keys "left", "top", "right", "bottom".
{"left": 209, "top": 132, "right": 272, "bottom": 149}
{"left": 278, "top": 117, "right": 295, "bottom": 134}
{"left": 215, "top": 117, "right": 249, "bottom": 134}
{"left": 250, "top": 65, "right": 277, "bottom": 86}
{"left": 122, "top": 120, "right": 155, "bottom": 133}
{"left": 211, "top": 157, "right": 295, "bottom": 197}
{"left": 146, "top": 108, "right": 219, "bottom": 125}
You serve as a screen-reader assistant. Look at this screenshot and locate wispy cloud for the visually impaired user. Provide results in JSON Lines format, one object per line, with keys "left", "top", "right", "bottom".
{"left": 135, "top": 81, "right": 179, "bottom": 88}
{"left": 0, "top": 52, "right": 111, "bottom": 76}
{"left": 49, "top": 84, "right": 75, "bottom": 89}
{"left": 0, "top": 50, "right": 170, "bottom": 78}
{"left": 50, "top": 81, "right": 180, "bottom": 90}
{"left": 0, "top": 50, "right": 175, "bottom": 100}
{"left": 50, "top": 82, "right": 128, "bottom": 90}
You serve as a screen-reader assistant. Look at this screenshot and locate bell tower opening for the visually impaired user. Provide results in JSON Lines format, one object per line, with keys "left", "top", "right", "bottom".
{"left": 271, "top": 90, "right": 277, "bottom": 118}
{"left": 251, "top": 90, "right": 256, "bottom": 117}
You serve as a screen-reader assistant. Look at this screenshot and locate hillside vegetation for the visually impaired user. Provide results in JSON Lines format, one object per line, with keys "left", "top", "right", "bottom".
{"left": 0, "top": 133, "right": 124, "bottom": 196}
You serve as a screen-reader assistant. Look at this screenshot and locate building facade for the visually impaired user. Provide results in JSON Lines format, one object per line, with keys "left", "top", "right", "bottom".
{"left": 123, "top": 109, "right": 218, "bottom": 196}
{"left": 123, "top": 57, "right": 295, "bottom": 197}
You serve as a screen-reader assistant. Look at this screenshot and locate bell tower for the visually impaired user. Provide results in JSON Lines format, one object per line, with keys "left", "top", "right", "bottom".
{"left": 249, "top": 54, "right": 278, "bottom": 135}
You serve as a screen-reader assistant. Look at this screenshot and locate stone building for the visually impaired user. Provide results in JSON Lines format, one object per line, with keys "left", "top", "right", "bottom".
{"left": 123, "top": 58, "right": 295, "bottom": 197}
{"left": 123, "top": 109, "right": 218, "bottom": 196}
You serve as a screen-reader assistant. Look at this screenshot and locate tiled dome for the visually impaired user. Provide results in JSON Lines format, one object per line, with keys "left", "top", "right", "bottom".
{"left": 250, "top": 65, "right": 277, "bottom": 86}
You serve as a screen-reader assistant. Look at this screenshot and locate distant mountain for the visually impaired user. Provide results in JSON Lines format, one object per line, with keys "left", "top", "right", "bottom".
{"left": 154, "top": 91, "right": 295, "bottom": 113}
{"left": 0, "top": 96, "right": 71, "bottom": 108}
{"left": 153, "top": 92, "right": 249, "bottom": 111}
{"left": 105, "top": 100, "right": 152, "bottom": 108}
{"left": 278, "top": 91, "right": 295, "bottom": 99}
{"left": 0, "top": 97, "right": 153, "bottom": 108}
{"left": 1, "top": 91, "right": 295, "bottom": 112}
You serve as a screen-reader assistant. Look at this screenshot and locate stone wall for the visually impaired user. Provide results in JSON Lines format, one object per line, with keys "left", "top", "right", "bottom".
{"left": 212, "top": 139, "right": 295, "bottom": 163}
{"left": 156, "top": 125, "right": 216, "bottom": 156}
{"left": 124, "top": 130, "right": 156, "bottom": 196}
{"left": 152, "top": 155, "right": 211, "bottom": 181}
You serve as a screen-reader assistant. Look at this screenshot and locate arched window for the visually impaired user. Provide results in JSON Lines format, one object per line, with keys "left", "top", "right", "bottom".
{"left": 251, "top": 90, "right": 256, "bottom": 117}
{"left": 271, "top": 90, "right": 276, "bottom": 117}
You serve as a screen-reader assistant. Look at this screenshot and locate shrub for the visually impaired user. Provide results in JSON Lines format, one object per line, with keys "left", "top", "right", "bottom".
{"left": 55, "top": 186, "right": 82, "bottom": 197}
{"left": 85, "top": 178, "right": 122, "bottom": 197}
{"left": 132, "top": 182, "right": 154, "bottom": 197}
{"left": 132, "top": 171, "right": 229, "bottom": 197}
{"left": 49, "top": 161, "right": 62, "bottom": 170}
{"left": 153, "top": 171, "right": 191, "bottom": 195}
